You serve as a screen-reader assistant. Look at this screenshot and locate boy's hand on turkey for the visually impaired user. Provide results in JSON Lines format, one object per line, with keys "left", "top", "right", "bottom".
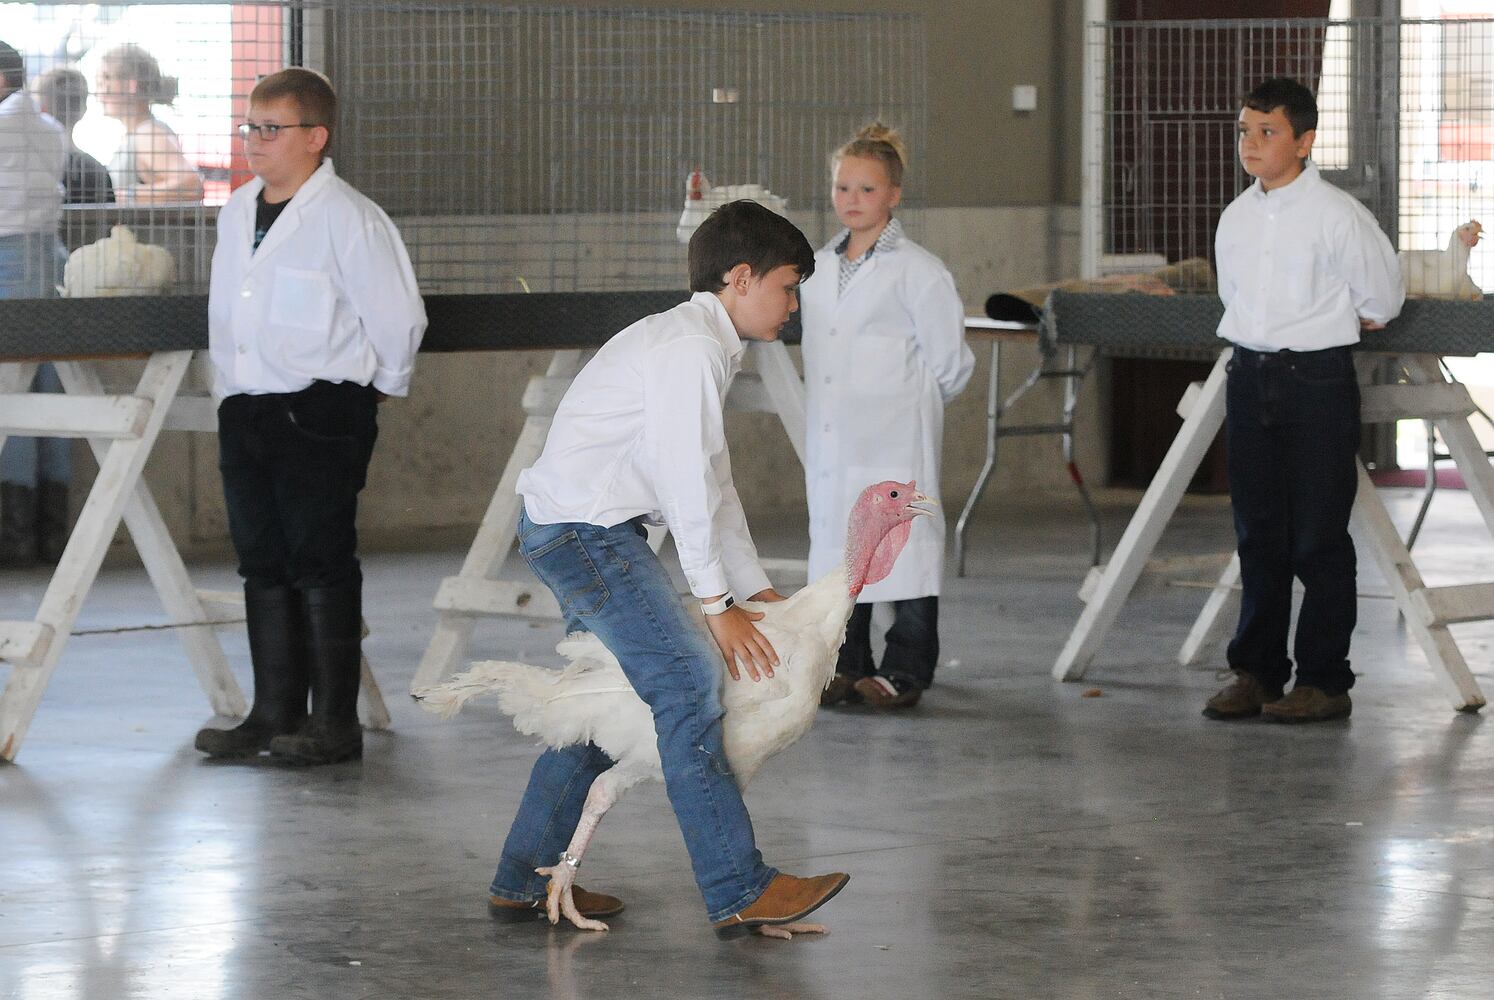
{"left": 707, "top": 606, "right": 779, "bottom": 682}
{"left": 748, "top": 588, "right": 788, "bottom": 603}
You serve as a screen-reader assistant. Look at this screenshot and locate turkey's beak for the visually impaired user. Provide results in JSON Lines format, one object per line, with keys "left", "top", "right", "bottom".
{"left": 908, "top": 491, "right": 938, "bottom": 517}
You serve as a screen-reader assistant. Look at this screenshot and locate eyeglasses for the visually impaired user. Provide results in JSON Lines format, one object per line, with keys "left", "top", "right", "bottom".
{"left": 236, "top": 122, "right": 323, "bottom": 141}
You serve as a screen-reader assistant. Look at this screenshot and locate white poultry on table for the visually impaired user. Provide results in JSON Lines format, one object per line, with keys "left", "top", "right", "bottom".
{"left": 1400, "top": 220, "right": 1483, "bottom": 300}
{"left": 420, "top": 480, "right": 933, "bottom": 937}
{"left": 61, "top": 226, "right": 175, "bottom": 298}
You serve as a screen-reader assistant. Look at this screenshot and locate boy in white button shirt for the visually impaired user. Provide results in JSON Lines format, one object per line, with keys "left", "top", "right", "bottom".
{"left": 1205, "top": 78, "right": 1403, "bottom": 724}
{"left": 490, "top": 201, "right": 850, "bottom": 939}
{"left": 195, "top": 68, "right": 426, "bottom": 764}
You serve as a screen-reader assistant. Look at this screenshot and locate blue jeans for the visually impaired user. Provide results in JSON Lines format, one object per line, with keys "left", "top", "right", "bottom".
{"left": 1225, "top": 345, "right": 1360, "bottom": 695}
{"left": 489, "top": 507, "right": 777, "bottom": 922}
{"left": 0, "top": 364, "right": 71, "bottom": 487}
{"left": 1, "top": 234, "right": 70, "bottom": 488}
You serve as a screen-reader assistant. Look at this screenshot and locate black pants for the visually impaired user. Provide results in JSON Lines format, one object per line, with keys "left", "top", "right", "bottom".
{"left": 218, "top": 381, "right": 379, "bottom": 592}
{"left": 837, "top": 597, "right": 940, "bottom": 689}
{"left": 1225, "top": 345, "right": 1359, "bottom": 695}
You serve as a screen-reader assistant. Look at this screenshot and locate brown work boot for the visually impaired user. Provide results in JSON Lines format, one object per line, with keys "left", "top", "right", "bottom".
{"left": 819, "top": 673, "right": 863, "bottom": 707}
{"left": 1261, "top": 685, "right": 1352, "bottom": 724}
{"left": 854, "top": 674, "right": 922, "bottom": 710}
{"left": 712, "top": 872, "right": 850, "bottom": 940}
{"left": 1202, "top": 671, "right": 1284, "bottom": 720}
{"left": 488, "top": 887, "right": 625, "bottom": 923}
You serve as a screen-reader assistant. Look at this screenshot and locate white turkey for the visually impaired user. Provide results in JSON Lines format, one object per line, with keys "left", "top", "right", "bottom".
{"left": 61, "top": 225, "right": 174, "bottom": 298}
{"left": 1400, "top": 220, "right": 1482, "bottom": 300}
{"left": 420, "top": 480, "right": 933, "bottom": 936}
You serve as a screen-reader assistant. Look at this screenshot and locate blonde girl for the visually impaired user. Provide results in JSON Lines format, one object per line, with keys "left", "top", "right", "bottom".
{"left": 800, "top": 122, "right": 974, "bottom": 710}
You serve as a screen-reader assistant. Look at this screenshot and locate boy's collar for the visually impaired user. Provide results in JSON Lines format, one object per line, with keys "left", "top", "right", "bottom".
{"left": 247, "top": 157, "right": 337, "bottom": 205}
{"left": 690, "top": 290, "right": 745, "bottom": 358}
{"left": 1251, "top": 159, "right": 1319, "bottom": 203}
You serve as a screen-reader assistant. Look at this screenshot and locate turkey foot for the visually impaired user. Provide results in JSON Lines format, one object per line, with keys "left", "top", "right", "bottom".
{"left": 535, "top": 862, "right": 610, "bottom": 932}
{"left": 755, "top": 921, "right": 829, "bottom": 940}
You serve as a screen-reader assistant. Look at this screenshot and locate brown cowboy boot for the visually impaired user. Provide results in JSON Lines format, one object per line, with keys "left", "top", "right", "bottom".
{"left": 712, "top": 872, "right": 849, "bottom": 940}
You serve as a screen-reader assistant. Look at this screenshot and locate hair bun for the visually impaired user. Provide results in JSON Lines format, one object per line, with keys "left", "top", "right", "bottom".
{"left": 853, "top": 121, "right": 907, "bottom": 167}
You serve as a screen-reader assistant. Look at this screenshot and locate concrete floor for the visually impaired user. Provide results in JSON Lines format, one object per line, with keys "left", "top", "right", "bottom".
{"left": 2, "top": 488, "right": 1493, "bottom": 1000}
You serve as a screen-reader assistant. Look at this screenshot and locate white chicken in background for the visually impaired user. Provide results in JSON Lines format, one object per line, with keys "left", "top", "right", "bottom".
{"left": 675, "top": 169, "right": 790, "bottom": 243}
{"left": 420, "top": 480, "right": 934, "bottom": 936}
{"left": 61, "top": 225, "right": 175, "bottom": 298}
{"left": 1400, "top": 220, "right": 1483, "bottom": 300}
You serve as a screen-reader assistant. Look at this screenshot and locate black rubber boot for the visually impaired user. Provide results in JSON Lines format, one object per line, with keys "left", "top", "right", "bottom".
{"left": 195, "top": 584, "right": 309, "bottom": 757}
{"left": 0, "top": 483, "right": 38, "bottom": 568}
{"left": 270, "top": 584, "right": 363, "bottom": 766}
{"left": 36, "top": 481, "right": 69, "bottom": 565}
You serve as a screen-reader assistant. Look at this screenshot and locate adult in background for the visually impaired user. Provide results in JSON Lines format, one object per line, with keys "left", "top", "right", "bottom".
{"left": 96, "top": 44, "right": 202, "bottom": 204}
{"left": 0, "top": 40, "right": 69, "bottom": 567}
{"left": 34, "top": 66, "right": 115, "bottom": 206}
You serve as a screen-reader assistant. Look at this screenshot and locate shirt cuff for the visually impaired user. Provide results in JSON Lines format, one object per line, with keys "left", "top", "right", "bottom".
{"left": 372, "top": 364, "right": 411, "bottom": 397}
{"left": 685, "top": 562, "right": 731, "bottom": 601}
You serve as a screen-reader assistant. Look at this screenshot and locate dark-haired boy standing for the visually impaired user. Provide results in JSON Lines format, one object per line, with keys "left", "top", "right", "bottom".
{"left": 1205, "top": 78, "right": 1403, "bottom": 724}
{"left": 488, "top": 200, "right": 849, "bottom": 938}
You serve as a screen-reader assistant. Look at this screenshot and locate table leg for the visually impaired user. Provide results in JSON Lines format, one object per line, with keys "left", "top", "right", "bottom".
{"left": 955, "top": 340, "right": 1002, "bottom": 577}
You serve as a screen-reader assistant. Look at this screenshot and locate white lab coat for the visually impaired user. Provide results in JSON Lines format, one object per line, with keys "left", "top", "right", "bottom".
{"left": 800, "top": 233, "right": 974, "bottom": 601}
{"left": 208, "top": 158, "right": 427, "bottom": 399}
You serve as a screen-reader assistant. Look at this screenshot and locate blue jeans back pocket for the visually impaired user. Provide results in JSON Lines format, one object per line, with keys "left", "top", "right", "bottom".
{"left": 522, "top": 529, "right": 610, "bottom": 618}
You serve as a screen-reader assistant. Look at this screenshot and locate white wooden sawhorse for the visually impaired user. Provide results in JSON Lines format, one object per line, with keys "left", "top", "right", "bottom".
{"left": 1053, "top": 349, "right": 1488, "bottom": 712}
{"left": 0, "top": 352, "right": 390, "bottom": 762}
{"left": 410, "top": 339, "right": 808, "bottom": 694}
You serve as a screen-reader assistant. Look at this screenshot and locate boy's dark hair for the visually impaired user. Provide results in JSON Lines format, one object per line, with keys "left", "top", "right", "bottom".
{"left": 250, "top": 68, "right": 337, "bottom": 146}
{"left": 0, "top": 41, "right": 23, "bottom": 92}
{"left": 688, "top": 200, "right": 815, "bottom": 293}
{"left": 1244, "top": 78, "right": 1317, "bottom": 137}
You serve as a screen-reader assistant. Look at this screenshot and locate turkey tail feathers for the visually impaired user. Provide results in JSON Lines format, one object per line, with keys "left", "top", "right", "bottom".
{"left": 415, "top": 660, "right": 546, "bottom": 720}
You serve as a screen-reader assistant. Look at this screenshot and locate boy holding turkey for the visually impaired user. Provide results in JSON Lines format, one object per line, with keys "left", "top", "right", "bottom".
{"left": 490, "top": 200, "right": 850, "bottom": 939}
{"left": 1205, "top": 77, "right": 1402, "bottom": 725}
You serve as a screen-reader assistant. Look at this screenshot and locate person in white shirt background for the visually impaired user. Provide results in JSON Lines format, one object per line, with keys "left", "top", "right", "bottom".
{"left": 0, "top": 39, "right": 69, "bottom": 569}
{"left": 1205, "top": 77, "right": 1404, "bottom": 725}
{"left": 95, "top": 44, "right": 203, "bottom": 205}
{"left": 491, "top": 201, "right": 850, "bottom": 939}
{"left": 195, "top": 68, "right": 426, "bottom": 766}
{"left": 801, "top": 122, "right": 974, "bottom": 711}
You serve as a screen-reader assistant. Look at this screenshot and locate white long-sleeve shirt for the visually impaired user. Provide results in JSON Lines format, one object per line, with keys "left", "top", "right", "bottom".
{"left": 1215, "top": 161, "right": 1404, "bottom": 352}
{"left": 0, "top": 90, "right": 65, "bottom": 237}
{"left": 517, "top": 292, "right": 771, "bottom": 601}
{"left": 208, "top": 159, "right": 427, "bottom": 398}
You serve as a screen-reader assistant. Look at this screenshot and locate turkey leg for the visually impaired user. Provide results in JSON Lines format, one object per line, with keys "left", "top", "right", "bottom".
{"left": 535, "top": 777, "right": 618, "bottom": 931}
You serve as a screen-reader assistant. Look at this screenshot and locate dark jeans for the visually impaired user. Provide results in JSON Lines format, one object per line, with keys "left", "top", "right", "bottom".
{"left": 218, "top": 381, "right": 379, "bottom": 592}
{"left": 1225, "top": 345, "right": 1360, "bottom": 695}
{"left": 836, "top": 596, "right": 940, "bottom": 689}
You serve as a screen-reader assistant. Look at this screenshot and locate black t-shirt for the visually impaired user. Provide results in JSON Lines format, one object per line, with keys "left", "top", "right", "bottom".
{"left": 63, "top": 150, "right": 115, "bottom": 205}
{"left": 253, "top": 191, "right": 291, "bottom": 252}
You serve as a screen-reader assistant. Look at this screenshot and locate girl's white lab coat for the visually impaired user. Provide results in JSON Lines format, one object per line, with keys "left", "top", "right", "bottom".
{"left": 800, "top": 233, "right": 974, "bottom": 601}
{"left": 208, "top": 158, "right": 426, "bottom": 400}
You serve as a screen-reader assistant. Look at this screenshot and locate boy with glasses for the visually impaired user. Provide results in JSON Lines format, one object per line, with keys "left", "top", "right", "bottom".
{"left": 195, "top": 68, "right": 426, "bottom": 765}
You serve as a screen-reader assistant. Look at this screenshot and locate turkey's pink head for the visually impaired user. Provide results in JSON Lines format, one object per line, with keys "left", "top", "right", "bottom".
{"left": 844, "top": 480, "right": 935, "bottom": 596}
{"left": 1457, "top": 220, "right": 1483, "bottom": 249}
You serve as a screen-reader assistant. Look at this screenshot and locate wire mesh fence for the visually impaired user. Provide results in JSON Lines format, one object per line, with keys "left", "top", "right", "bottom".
{"left": 1, "top": 1, "right": 925, "bottom": 309}
{"left": 1089, "top": 16, "right": 1494, "bottom": 295}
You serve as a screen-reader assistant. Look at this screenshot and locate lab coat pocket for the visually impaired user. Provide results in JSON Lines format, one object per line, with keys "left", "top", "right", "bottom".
{"left": 269, "top": 267, "right": 337, "bottom": 334}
